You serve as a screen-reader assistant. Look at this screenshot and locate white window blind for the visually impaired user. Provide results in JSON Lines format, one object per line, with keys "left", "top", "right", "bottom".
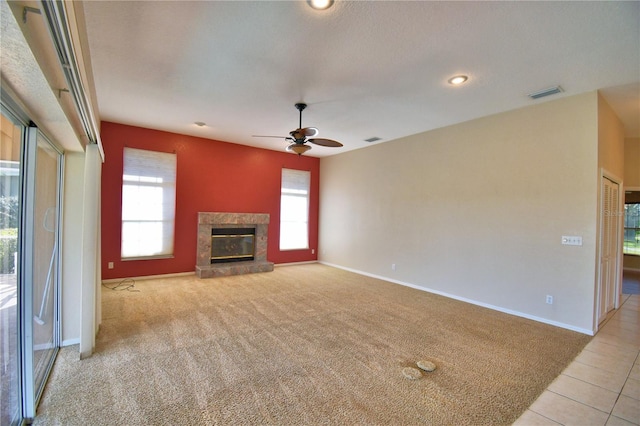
{"left": 280, "top": 168, "right": 310, "bottom": 250}
{"left": 121, "top": 147, "right": 176, "bottom": 259}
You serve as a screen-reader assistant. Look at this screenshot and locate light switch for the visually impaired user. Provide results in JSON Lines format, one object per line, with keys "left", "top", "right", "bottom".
{"left": 561, "top": 236, "right": 582, "bottom": 246}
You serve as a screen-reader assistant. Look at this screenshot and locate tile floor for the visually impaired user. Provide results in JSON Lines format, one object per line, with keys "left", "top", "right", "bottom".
{"left": 514, "top": 293, "right": 639, "bottom": 425}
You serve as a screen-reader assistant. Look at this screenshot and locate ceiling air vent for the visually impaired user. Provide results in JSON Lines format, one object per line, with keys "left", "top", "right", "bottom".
{"left": 528, "top": 86, "right": 564, "bottom": 100}
{"left": 364, "top": 137, "right": 381, "bottom": 143}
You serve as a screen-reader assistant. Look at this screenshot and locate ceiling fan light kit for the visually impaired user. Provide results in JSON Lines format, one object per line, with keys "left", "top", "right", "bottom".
{"left": 286, "top": 143, "right": 312, "bottom": 155}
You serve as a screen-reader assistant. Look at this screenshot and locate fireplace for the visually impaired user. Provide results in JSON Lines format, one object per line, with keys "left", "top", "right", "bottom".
{"left": 196, "top": 213, "right": 274, "bottom": 278}
{"left": 211, "top": 227, "right": 255, "bottom": 263}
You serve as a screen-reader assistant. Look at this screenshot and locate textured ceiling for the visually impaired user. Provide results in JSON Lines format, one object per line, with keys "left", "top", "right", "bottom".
{"left": 82, "top": 1, "right": 640, "bottom": 157}
{"left": 1, "top": 0, "right": 81, "bottom": 151}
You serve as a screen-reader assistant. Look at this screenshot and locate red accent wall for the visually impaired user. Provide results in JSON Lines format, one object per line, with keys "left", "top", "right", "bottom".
{"left": 100, "top": 121, "right": 320, "bottom": 280}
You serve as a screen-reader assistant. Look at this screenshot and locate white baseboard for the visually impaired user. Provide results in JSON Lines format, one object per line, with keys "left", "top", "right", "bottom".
{"left": 102, "top": 271, "right": 195, "bottom": 284}
{"left": 61, "top": 338, "right": 79, "bottom": 347}
{"left": 319, "top": 261, "right": 594, "bottom": 336}
{"left": 275, "top": 261, "right": 318, "bottom": 267}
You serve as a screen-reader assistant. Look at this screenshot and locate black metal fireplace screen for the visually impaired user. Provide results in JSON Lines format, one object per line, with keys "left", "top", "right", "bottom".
{"left": 211, "top": 228, "right": 255, "bottom": 264}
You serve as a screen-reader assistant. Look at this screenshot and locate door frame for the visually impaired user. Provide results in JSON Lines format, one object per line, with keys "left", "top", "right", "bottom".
{"left": 595, "top": 168, "right": 623, "bottom": 331}
{"left": 622, "top": 187, "right": 640, "bottom": 274}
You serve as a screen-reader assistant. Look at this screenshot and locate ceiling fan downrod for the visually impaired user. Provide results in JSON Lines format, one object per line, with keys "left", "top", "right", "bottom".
{"left": 295, "top": 103, "right": 307, "bottom": 130}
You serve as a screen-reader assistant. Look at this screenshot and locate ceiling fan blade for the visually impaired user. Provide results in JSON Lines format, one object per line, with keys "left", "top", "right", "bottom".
{"left": 307, "top": 138, "right": 343, "bottom": 148}
{"left": 252, "top": 135, "right": 287, "bottom": 138}
{"left": 301, "top": 127, "right": 318, "bottom": 137}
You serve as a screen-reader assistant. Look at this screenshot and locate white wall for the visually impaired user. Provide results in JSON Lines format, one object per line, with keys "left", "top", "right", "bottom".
{"left": 624, "top": 137, "right": 640, "bottom": 187}
{"left": 319, "top": 92, "right": 599, "bottom": 333}
{"left": 61, "top": 148, "right": 103, "bottom": 353}
{"left": 80, "top": 145, "right": 102, "bottom": 359}
{"left": 61, "top": 153, "right": 85, "bottom": 345}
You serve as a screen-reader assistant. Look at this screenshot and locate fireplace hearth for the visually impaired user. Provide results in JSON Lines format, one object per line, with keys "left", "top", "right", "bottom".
{"left": 196, "top": 213, "right": 274, "bottom": 278}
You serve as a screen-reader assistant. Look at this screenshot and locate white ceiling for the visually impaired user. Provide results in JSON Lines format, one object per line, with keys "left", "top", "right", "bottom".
{"left": 82, "top": 1, "right": 640, "bottom": 157}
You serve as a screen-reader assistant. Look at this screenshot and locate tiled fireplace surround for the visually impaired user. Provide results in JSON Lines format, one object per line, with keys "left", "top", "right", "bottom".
{"left": 196, "top": 212, "right": 274, "bottom": 278}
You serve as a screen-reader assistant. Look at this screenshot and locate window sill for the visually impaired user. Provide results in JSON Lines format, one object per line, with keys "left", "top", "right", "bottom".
{"left": 121, "top": 255, "right": 174, "bottom": 261}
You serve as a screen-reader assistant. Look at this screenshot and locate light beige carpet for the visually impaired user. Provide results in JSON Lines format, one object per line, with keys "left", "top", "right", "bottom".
{"left": 35, "top": 264, "right": 591, "bottom": 425}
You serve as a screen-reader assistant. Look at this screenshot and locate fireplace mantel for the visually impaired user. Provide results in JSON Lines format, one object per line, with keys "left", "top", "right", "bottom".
{"left": 196, "top": 212, "right": 274, "bottom": 278}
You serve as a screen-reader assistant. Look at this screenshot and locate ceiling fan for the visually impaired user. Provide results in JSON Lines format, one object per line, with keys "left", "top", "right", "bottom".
{"left": 253, "top": 103, "right": 343, "bottom": 155}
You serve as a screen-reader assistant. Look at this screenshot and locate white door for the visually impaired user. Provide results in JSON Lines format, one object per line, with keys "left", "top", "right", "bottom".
{"left": 598, "top": 177, "right": 620, "bottom": 324}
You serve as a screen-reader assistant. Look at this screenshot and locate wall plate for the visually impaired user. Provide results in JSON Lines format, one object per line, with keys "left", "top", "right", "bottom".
{"left": 561, "top": 236, "right": 582, "bottom": 246}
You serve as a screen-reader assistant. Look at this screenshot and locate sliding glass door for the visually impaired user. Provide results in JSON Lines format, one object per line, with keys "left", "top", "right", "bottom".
{"left": 25, "top": 128, "right": 61, "bottom": 413}
{"left": 0, "top": 109, "right": 22, "bottom": 425}
{"left": 0, "top": 103, "right": 62, "bottom": 424}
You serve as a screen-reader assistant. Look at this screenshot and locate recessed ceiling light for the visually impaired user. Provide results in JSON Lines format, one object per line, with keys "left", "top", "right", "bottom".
{"left": 194, "top": 121, "right": 206, "bottom": 127}
{"left": 448, "top": 75, "right": 468, "bottom": 85}
{"left": 307, "top": 0, "right": 334, "bottom": 10}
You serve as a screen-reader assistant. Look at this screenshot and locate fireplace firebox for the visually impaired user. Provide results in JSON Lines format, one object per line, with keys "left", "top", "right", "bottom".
{"left": 211, "top": 228, "right": 255, "bottom": 263}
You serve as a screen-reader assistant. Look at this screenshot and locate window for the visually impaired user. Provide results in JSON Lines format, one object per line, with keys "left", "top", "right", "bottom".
{"left": 121, "top": 148, "right": 176, "bottom": 259}
{"left": 624, "top": 202, "right": 640, "bottom": 256}
{"left": 280, "top": 168, "right": 310, "bottom": 250}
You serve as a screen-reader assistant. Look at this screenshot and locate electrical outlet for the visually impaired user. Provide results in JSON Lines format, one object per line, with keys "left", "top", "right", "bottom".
{"left": 546, "top": 295, "right": 553, "bottom": 305}
{"left": 108, "top": 262, "right": 114, "bottom": 269}
{"left": 391, "top": 263, "right": 396, "bottom": 271}
{"left": 311, "top": 249, "right": 315, "bottom": 255}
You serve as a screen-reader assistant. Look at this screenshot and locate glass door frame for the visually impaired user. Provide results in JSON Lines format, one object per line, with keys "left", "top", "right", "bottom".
{"left": 1, "top": 98, "right": 26, "bottom": 426}
{"left": 20, "top": 124, "right": 63, "bottom": 421}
